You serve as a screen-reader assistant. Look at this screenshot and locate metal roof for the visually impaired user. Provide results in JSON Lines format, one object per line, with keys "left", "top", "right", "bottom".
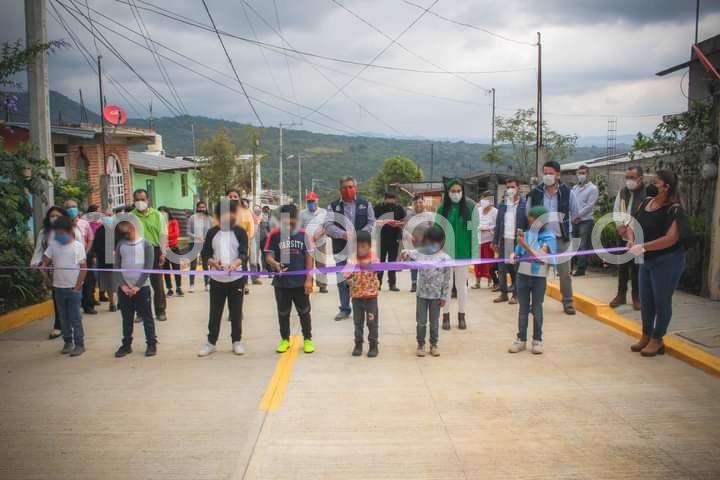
{"left": 128, "top": 151, "right": 196, "bottom": 172}
{"left": 3, "top": 121, "right": 158, "bottom": 140}
{"left": 560, "top": 149, "right": 666, "bottom": 171}
{"left": 3, "top": 121, "right": 96, "bottom": 139}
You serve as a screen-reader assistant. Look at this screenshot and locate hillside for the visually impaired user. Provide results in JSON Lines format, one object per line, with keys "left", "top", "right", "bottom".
{"left": 9, "top": 90, "right": 625, "bottom": 200}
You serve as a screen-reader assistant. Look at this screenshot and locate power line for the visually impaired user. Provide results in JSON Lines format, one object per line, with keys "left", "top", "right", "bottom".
{"left": 400, "top": 0, "right": 536, "bottom": 46}
{"left": 271, "top": 0, "right": 299, "bottom": 115}
{"left": 116, "top": 0, "right": 534, "bottom": 75}
{"left": 239, "top": 0, "right": 285, "bottom": 100}
{"left": 200, "top": 0, "right": 264, "bottom": 126}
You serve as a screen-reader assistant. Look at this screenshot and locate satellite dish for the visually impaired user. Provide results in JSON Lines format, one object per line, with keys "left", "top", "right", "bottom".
{"left": 103, "top": 104, "right": 127, "bottom": 126}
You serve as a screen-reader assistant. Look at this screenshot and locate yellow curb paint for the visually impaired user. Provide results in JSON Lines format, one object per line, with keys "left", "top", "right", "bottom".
{"left": 0, "top": 300, "right": 54, "bottom": 335}
{"left": 547, "top": 282, "right": 720, "bottom": 377}
{"left": 258, "top": 335, "right": 302, "bottom": 411}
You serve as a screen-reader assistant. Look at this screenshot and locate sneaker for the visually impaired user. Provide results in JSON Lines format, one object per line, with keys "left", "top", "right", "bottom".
{"left": 276, "top": 338, "right": 291, "bottom": 353}
{"left": 83, "top": 308, "right": 98, "bottom": 315}
{"left": 175, "top": 288, "right": 184, "bottom": 297}
{"left": 188, "top": 286, "right": 195, "bottom": 293}
{"left": 471, "top": 282, "right": 482, "bottom": 289}
{"left": 493, "top": 293, "right": 509, "bottom": 303}
{"left": 352, "top": 342, "right": 362, "bottom": 356}
{"left": 61, "top": 342, "right": 73, "bottom": 354}
{"left": 167, "top": 289, "right": 174, "bottom": 296}
{"left": 531, "top": 340, "right": 544, "bottom": 354}
{"left": 319, "top": 286, "right": 328, "bottom": 293}
{"left": 115, "top": 344, "right": 132, "bottom": 358}
{"left": 508, "top": 339, "right": 526, "bottom": 353}
{"left": 389, "top": 285, "right": 400, "bottom": 292}
{"left": 109, "top": 305, "right": 117, "bottom": 312}
{"left": 134, "top": 314, "right": 142, "bottom": 323}
{"left": 156, "top": 313, "right": 167, "bottom": 321}
{"left": 429, "top": 345, "right": 440, "bottom": 357}
{"left": 416, "top": 344, "right": 426, "bottom": 357}
{"left": 48, "top": 329, "right": 62, "bottom": 340}
{"left": 367, "top": 343, "right": 379, "bottom": 358}
{"left": 233, "top": 341, "right": 245, "bottom": 355}
{"left": 334, "top": 311, "right": 351, "bottom": 321}
{"left": 145, "top": 343, "right": 157, "bottom": 357}
{"left": 303, "top": 339, "right": 315, "bottom": 354}
{"left": 70, "top": 345, "right": 85, "bottom": 357}
{"left": 410, "top": 284, "right": 417, "bottom": 293}
{"left": 609, "top": 294, "right": 626, "bottom": 308}
{"left": 508, "top": 295, "right": 518, "bottom": 305}
{"left": 204, "top": 285, "right": 209, "bottom": 292}
{"left": 198, "top": 342, "right": 217, "bottom": 357}
{"left": 563, "top": 305, "right": 576, "bottom": 315}
{"left": 491, "top": 285, "right": 500, "bottom": 292}
{"left": 252, "top": 277, "right": 262, "bottom": 285}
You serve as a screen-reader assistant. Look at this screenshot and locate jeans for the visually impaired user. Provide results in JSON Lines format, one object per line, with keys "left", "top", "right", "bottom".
{"left": 54, "top": 287, "right": 84, "bottom": 347}
{"left": 207, "top": 279, "right": 244, "bottom": 345}
{"left": 163, "top": 247, "right": 182, "bottom": 291}
{"left": 639, "top": 249, "right": 685, "bottom": 339}
{"left": 515, "top": 273, "right": 546, "bottom": 342}
{"left": 555, "top": 238, "right": 574, "bottom": 307}
{"left": 118, "top": 285, "right": 156, "bottom": 345}
{"left": 572, "top": 219, "right": 594, "bottom": 272}
{"left": 335, "top": 259, "right": 351, "bottom": 314}
{"left": 150, "top": 246, "right": 166, "bottom": 316}
{"left": 416, "top": 297, "right": 440, "bottom": 346}
{"left": 498, "top": 240, "right": 517, "bottom": 295}
{"left": 617, "top": 240, "right": 639, "bottom": 299}
{"left": 378, "top": 239, "right": 399, "bottom": 287}
{"left": 274, "top": 286, "right": 312, "bottom": 340}
{"left": 352, "top": 298, "right": 378, "bottom": 344}
{"left": 410, "top": 269, "right": 418, "bottom": 287}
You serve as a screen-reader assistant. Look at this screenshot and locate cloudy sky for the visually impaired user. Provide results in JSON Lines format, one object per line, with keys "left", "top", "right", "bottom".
{"left": 3, "top": 0, "right": 719, "bottom": 141}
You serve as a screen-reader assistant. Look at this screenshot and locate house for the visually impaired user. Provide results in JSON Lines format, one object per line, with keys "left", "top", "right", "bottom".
{"left": 128, "top": 151, "right": 198, "bottom": 210}
{"left": 0, "top": 121, "right": 159, "bottom": 209}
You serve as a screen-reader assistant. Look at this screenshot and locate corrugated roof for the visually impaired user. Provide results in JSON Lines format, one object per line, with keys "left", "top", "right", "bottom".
{"left": 129, "top": 151, "right": 196, "bottom": 171}
{"left": 3, "top": 121, "right": 158, "bottom": 140}
{"left": 3, "top": 121, "right": 96, "bottom": 139}
{"left": 560, "top": 150, "right": 666, "bottom": 171}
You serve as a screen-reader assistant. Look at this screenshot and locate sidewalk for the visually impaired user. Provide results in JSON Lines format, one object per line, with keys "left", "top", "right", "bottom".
{"left": 562, "top": 270, "right": 720, "bottom": 357}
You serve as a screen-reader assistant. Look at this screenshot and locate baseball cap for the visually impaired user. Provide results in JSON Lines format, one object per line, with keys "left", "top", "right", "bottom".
{"left": 305, "top": 191, "right": 319, "bottom": 201}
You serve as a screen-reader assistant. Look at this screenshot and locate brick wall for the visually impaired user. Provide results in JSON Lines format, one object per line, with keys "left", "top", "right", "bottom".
{"left": 67, "top": 142, "right": 131, "bottom": 207}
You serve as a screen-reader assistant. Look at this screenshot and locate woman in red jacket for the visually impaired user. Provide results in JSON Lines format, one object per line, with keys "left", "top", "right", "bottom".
{"left": 159, "top": 207, "right": 184, "bottom": 296}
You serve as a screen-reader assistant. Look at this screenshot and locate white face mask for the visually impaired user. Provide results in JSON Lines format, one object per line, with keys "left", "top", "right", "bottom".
{"left": 577, "top": 174, "right": 587, "bottom": 183}
{"left": 625, "top": 179, "right": 639, "bottom": 191}
{"left": 479, "top": 199, "right": 491, "bottom": 208}
{"left": 134, "top": 200, "right": 148, "bottom": 212}
{"left": 506, "top": 187, "right": 518, "bottom": 198}
{"left": 448, "top": 191, "right": 462, "bottom": 203}
{"left": 542, "top": 174, "right": 556, "bottom": 186}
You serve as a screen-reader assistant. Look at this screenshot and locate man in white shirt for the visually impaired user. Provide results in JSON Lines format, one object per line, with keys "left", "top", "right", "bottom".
{"left": 570, "top": 165, "right": 599, "bottom": 276}
{"left": 492, "top": 178, "right": 528, "bottom": 304}
{"left": 299, "top": 191, "right": 328, "bottom": 293}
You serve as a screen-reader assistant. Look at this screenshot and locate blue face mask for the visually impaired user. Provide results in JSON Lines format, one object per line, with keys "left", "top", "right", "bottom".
{"left": 418, "top": 244, "right": 440, "bottom": 255}
{"left": 55, "top": 232, "right": 71, "bottom": 244}
{"left": 102, "top": 216, "right": 114, "bottom": 228}
{"left": 67, "top": 207, "right": 79, "bottom": 219}
{"left": 307, "top": 201, "right": 316, "bottom": 211}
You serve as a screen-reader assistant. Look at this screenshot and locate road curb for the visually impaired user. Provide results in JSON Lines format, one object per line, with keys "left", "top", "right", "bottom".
{"left": 0, "top": 300, "right": 53, "bottom": 335}
{"left": 547, "top": 282, "right": 720, "bottom": 377}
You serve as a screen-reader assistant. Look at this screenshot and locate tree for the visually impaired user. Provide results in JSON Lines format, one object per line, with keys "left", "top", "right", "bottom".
{"left": 367, "top": 155, "right": 423, "bottom": 203}
{"left": 483, "top": 144, "right": 505, "bottom": 173}
{"left": 495, "top": 108, "right": 577, "bottom": 181}
{"left": 197, "top": 129, "right": 247, "bottom": 201}
{"left": 630, "top": 132, "right": 656, "bottom": 156}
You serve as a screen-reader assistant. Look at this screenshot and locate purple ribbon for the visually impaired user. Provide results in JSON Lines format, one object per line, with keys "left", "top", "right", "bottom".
{"left": 3, "top": 247, "right": 628, "bottom": 278}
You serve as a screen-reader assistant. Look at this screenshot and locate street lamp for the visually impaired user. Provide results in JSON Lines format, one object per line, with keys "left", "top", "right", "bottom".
{"left": 278, "top": 121, "right": 301, "bottom": 204}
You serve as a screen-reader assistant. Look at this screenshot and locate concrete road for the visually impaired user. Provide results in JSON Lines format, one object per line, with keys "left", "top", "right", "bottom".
{"left": 1, "top": 272, "right": 719, "bottom": 480}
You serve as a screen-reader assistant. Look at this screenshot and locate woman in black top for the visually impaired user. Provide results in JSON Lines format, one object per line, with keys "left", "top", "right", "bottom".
{"left": 627, "top": 170, "right": 686, "bottom": 356}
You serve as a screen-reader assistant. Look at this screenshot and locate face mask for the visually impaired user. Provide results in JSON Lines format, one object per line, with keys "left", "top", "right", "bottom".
{"left": 506, "top": 187, "right": 517, "bottom": 198}
{"left": 357, "top": 246, "right": 370, "bottom": 257}
{"left": 625, "top": 179, "right": 638, "bottom": 191}
{"left": 134, "top": 200, "right": 148, "bottom": 212}
{"left": 307, "top": 201, "right": 316, "bottom": 211}
{"left": 448, "top": 191, "right": 462, "bottom": 203}
{"left": 67, "top": 207, "right": 79, "bottom": 219}
{"left": 341, "top": 186, "right": 357, "bottom": 202}
{"left": 479, "top": 199, "right": 491, "bottom": 208}
{"left": 646, "top": 184, "right": 659, "bottom": 197}
{"left": 542, "top": 174, "right": 556, "bottom": 186}
{"left": 102, "top": 216, "right": 114, "bottom": 228}
{"left": 55, "top": 232, "right": 71, "bottom": 244}
{"left": 577, "top": 174, "right": 587, "bottom": 183}
{"left": 197, "top": 208, "right": 207, "bottom": 214}
{"left": 49, "top": 216, "right": 61, "bottom": 225}
{"left": 418, "top": 244, "right": 440, "bottom": 255}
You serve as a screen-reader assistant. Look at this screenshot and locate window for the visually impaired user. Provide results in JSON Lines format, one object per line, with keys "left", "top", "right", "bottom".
{"left": 53, "top": 144, "right": 67, "bottom": 178}
{"left": 107, "top": 154, "right": 125, "bottom": 209}
{"left": 181, "top": 173, "right": 188, "bottom": 197}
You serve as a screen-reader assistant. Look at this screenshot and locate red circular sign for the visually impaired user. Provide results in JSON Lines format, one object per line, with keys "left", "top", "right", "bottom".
{"left": 103, "top": 105, "right": 127, "bottom": 126}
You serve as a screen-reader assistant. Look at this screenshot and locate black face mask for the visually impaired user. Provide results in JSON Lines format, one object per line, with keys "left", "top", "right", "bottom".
{"left": 646, "top": 184, "right": 659, "bottom": 197}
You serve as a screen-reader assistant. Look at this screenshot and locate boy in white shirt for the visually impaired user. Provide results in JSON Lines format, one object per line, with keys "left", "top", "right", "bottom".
{"left": 41, "top": 215, "right": 88, "bottom": 356}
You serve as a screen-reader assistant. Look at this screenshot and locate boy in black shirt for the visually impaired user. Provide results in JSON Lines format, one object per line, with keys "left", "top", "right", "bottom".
{"left": 264, "top": 204, "right": 315, "bottom": 354}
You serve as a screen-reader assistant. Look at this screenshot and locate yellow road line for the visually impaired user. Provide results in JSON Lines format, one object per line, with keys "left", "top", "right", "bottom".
{"left": 547, "top": 282, "right": 720, "bottom": 377}
{"left": 258, "top": 335, "right": 302, "bottom": 411}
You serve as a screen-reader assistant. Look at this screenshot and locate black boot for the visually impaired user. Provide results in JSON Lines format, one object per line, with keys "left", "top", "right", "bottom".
{"left": 458, "top": 313, "right": 467, "bottom": 330}
{"left": 442, "top": 313, "right": 451, "bottom": 330}
{"left": 145, "top": 342, "right": 157, "bottom": 357}
{"left": 115, "top": 342, "right": 132, "bottom": 358}
{"left": 352, "top": 341, "right": 363, "bottom": 356}
{"left": 367, "top": 342, "right": 379, "bottom": 358}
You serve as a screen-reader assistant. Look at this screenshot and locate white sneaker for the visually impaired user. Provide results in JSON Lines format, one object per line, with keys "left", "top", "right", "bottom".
{"left": 531, "top": 340, "right": 544, "bottom": 355}
{"left": 188, "top": 286, "right": 194, "bottom": 293}
{"left": 508, "top": 338, "right": 526, "bottom": 353}
{"left": 232, "top": 341, "right": 245, "bottom": 355}
{"left": 198, "top": 342, "right": 217, "bottom": 357}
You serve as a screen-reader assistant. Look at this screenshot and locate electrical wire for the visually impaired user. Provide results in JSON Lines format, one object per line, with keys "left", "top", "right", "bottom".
{"left": 200, "top": 0, "right": 264, "bottom": 126}
{"left": 116, "top": 0, "right": 533, "bottom": 75}
{"left": 271, "top": 0, "right": 299, "bottom": 115}
{"left": 400, "top": 0, "right": 536, "bottom": 47}
{"left": 239, "top": 0, "right": 285, "bottom": 101}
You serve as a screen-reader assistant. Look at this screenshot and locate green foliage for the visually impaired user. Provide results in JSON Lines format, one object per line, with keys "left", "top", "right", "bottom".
{"left": 0, "top": 143, "right": 52, "bottom": 313}
{"left": 52, "top": 171, "right": 93, "bottom": 206}
{"left": 1, "top": 39, "right": 67, "bottom": 89}
{"left": 367, "top": 155, "right": 423, "bottom": 203}
{"left": 483, "top": 144, "right": 505, "bottom": 173}
{"left": 591, "top": 174, "right": 613, "bottom": 215}
{"left": 197, "top": 129, "right": 247, "bottom": 201}
{"left": 629, "top": 132, "right": 656, "bottom": 157}
{"left": 304, "top": 146, "right": 342, "bottom": 155}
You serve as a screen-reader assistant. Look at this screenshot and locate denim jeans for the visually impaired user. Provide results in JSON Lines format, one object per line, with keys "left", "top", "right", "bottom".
{"left": 572, "top": 219, "right": 594, "bottom": 272}
{"left": 639, "top": 249, "right": 685, "bottom": 339}
{"left": 555, "top": 238, "right": 574, "bottom": 307}
{"left": 54, "top": 287, "right": 84, "bottom": 347}
{"left": 352, "top": 298, "right": 378, "bottom": 344}
{"left": 515, "top": 273, "right": 546, "bottom": 342}
{"left": 416, "top": 297, "right": 440, "bottom": 346}
{"left": 119, "top": 286, "right": 156, "bottom": 346}
{"left": 497, "top": 240, "right": 517, "bottom": 295}
{"left": 335, "top": 259, "right": 351, "bottom": 314}
{"left": 410, "top": 269, "right": 418, "bottom": 287}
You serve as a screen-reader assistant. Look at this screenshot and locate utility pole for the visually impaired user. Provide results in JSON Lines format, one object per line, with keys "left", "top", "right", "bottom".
{"left": 490, "top": 87, "right": 496, "bottom": 146}
{"left": 535, "top": 31, "right": 543, "bottom": 178}
{"left": 297, "top": 152, "right": 302, "bottom": 205}
{"left": 695, "top": 0, "right": 700, "bottom": 44}
{"left": 97, "top": 54, "right": 109, "bottom": 209}
{"left": 278, "top": 121, "right": 299, "bottom": 204}
{"left": 25, "top": 0, "right": 53, "bottom": 237}
{"left": 430, "top": 142, "right": 435, "bottom": 181}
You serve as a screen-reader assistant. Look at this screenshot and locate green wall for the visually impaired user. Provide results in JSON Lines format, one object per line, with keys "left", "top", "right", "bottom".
{"left": 131, "top": 168, "right": 197, "bottom": 210}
